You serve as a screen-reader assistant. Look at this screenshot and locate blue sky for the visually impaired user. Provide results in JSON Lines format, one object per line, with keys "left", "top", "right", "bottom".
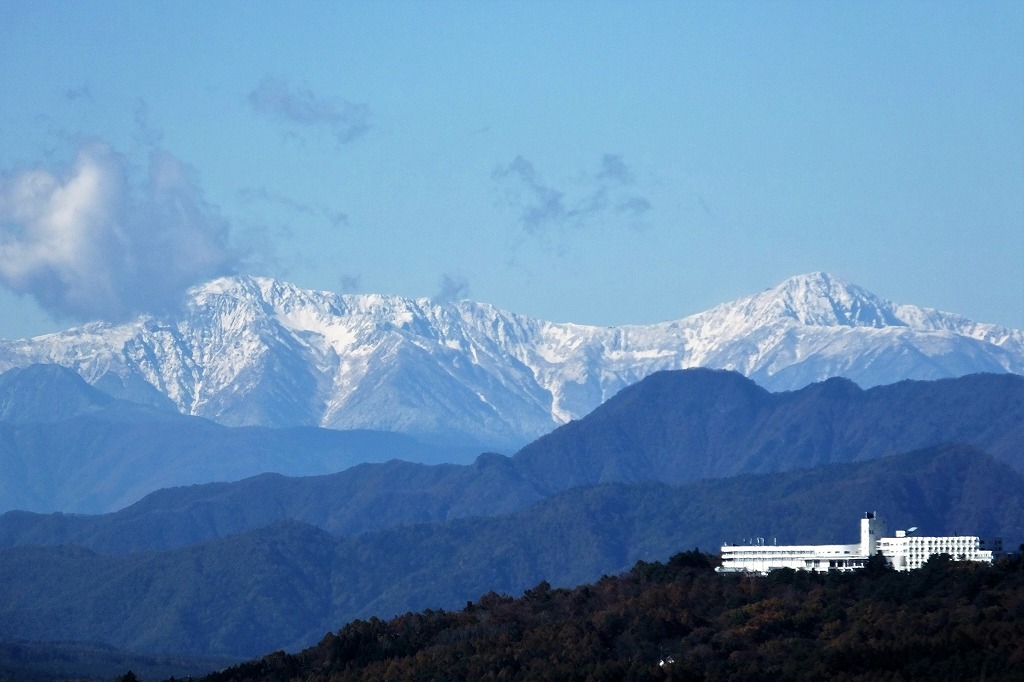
{"left": 0, "top": 1, "right": 1021, "bottom": 338}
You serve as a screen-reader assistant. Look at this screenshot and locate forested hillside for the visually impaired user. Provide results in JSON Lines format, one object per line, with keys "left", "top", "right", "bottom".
{"left": 196, "top": 550, "right": 1024, "bottom": 682}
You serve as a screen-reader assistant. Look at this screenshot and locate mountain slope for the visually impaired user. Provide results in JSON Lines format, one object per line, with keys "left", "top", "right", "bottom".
{"left": 2, "top": 370, "right": 1020, "bottom": 547}
{"left": 0, "top": 444, "right": 1021, "bottom": 659}
{"left": 0, "top": 364, "right": 116, "bottom": 423}
{"left": 0, "top": 455, "right": 544, "bottom": 549}
{"left": 0, "top": 406, "right": 475, "bottom": 514}
{"left": 0, "top": 273, "right": 1020, "bottom": 447}
{"left": 512, "top": 369, "right": 1024, "bottom": 493}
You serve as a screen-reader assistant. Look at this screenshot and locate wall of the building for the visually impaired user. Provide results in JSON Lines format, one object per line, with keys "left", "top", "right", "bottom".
{"left": 860, "top": 513, "right": 887, "bottom": 557}
{"left": 718, "top": 544, "right": 863, "bottom": 574}
{"left": 878, "top": 535, "right": 997, "bottom": 572}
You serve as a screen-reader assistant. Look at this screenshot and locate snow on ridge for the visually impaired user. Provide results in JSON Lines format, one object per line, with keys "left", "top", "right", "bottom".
{"left": 0, "top": 271, "right": 1021, "bottom": 446}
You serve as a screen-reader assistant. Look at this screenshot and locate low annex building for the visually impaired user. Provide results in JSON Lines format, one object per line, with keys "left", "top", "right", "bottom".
{"left": 717, "top": 513, "right": 1002, "bottom": 575}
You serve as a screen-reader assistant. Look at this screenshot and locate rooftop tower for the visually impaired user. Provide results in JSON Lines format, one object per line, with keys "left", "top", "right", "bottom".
{"left": 860, "top": 512, "right": 886, "bottom": 556}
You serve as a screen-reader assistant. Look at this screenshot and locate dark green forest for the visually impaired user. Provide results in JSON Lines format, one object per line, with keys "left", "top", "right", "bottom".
{"left": 196, "top": 550, "right": 1024, "bottom": 682}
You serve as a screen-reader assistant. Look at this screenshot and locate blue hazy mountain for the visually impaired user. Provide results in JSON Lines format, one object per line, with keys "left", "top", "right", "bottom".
{"left": 0, "top": 365, "right": 478, "bottom": 514}
{"left": 1, "top": 370, "right": 1020, "bottom": 549}
{"left": 0, "top": 443, "right": 1020, "bottom": 659}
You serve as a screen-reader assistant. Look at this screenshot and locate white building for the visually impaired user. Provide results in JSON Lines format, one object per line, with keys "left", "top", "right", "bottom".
{"left": 718, "top": 512, "right": 1001, "bottom": 574}
{"left": 717, "top": 543, "right": 868, "bottom": 574}
{"left": 879, "top": 531, "right": 1003, "bottom": 571}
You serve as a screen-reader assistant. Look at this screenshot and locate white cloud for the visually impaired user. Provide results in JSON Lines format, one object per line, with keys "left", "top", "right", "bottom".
{"left": 0, "top": 142, "right": 238, "bottom": 322}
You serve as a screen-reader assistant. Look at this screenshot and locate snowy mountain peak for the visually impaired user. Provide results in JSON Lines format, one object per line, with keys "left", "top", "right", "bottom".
{"left": 737, "top": 272, "right": 904, "bottom": 329}
{"left": 0, "top": 273, "right": 1021, "bottom": 448}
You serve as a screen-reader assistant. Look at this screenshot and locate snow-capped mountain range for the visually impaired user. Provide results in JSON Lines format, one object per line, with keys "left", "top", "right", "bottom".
{"left": 1, "top": 272, "right": 1021, "bottom": 448}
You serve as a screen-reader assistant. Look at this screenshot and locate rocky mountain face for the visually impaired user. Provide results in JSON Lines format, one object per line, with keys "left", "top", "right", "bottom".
{"left": 1, "top": 272, "right": 1021, "bottom": 448}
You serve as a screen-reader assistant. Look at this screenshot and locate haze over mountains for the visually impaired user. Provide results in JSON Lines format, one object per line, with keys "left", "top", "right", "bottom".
{"left": 1, "top": 444, "right": 1021, "bottom": 658}
{"left": 1, "top": 366, "right": 1022, "bottom": 658}
{"left": 0, "top": 364, "right": 471, "bottom": 514}
{"left": 1, "top": 367, "right": 1021, "bottom": 516}
{"left": 1, "top": 368, "right": 1021, "bottom": 552}
{"left": 1, "top": 272, "right": 1021, "bottom": 449}
{"left": 0, "top": 290, "right": 1019, "bottom": 663}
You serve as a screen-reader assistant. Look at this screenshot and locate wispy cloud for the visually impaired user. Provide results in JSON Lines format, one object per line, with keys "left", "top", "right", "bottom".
{"left": 617, "top": 195, "right": 652, "bottom": 216}
{"left": 238, "top": 186, "right": 348, "bottom": 228}
{"left": 248, "top": 77, "right": 369, "bottom": 144}
{"left": 338, "top": 273, "right": 361, "bottom": 293}
{"left": 133, "top": 98, "right": 164, "bottom": 147}
{"left": 435, "top": 274, "right": 470, "bottom": 303}
{"left": 492, "top": 157, "right": 568, "bottom": 235}
{"left": 493, "top": 154, "right": 651, "bottom": 237}
{"left": 596, "top": 153, "right": 633, "bottom": 184}
{"left": 0, "top": 142, "right": 239, "bottom": 322}
{"left": 65, "top": 85, "right": 92, "bottom": 102}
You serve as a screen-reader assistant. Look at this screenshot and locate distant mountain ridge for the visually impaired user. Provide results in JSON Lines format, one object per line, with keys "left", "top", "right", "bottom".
{"left": 2, "top": 368, "right": 1021, "bottom": 660}
{"left": 0, "top": 363, "right": 175, "bottom": 424}
{"left": 1, "top": 444, "right": 1021, "bottom": 659}
{"left": 2, "top": 369, "right": 1020, "bottom": 532}
{"left": 512, "top": 369, "right": 1024, "bottom": 493}
{"left": 0, "top": 272, "right": 1021, "bottom": 447}
{"left": 0, "top": 365, "right": 472, "bottom": 514}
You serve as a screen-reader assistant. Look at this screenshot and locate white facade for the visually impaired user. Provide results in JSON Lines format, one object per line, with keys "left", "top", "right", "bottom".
{"left": 878, "top": 531, "right": 1002, "bottom": 571}
{"left": 719, "top": 543, "right": 867, "bottom": 574}
{"left": 860, "top": 512, "right": 886, "bottom": 556}
{"left": 718, "top": 513, "right": 1001, "bottom": 574}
